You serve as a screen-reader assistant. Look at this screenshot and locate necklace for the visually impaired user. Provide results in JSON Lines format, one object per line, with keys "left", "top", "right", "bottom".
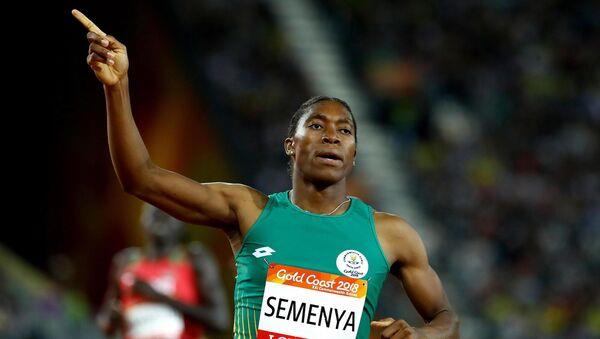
{"left": 288, "top": 189, "right": 351, "bottom": 215}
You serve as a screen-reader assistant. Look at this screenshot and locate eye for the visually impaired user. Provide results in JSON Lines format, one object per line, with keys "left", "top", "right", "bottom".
{"left": 309, "top": 123, "right": 322, "bottom": 129}
{"left": 341, "top": 128, "right": 352, "bottom": 135}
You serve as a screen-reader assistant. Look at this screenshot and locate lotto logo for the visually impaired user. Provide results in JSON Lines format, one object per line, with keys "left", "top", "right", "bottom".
{"left": 253, "top": 246, "right": 276, "bottom": 258}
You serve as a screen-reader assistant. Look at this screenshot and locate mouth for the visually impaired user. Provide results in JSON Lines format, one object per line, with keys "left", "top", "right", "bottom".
{"left": 315, "top": 151, "right": 343, "bottom": 166}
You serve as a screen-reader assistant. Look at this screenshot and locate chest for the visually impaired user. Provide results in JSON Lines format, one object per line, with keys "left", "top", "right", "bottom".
{"left": 237, "top": 217, "right": 387, "bottom": 284}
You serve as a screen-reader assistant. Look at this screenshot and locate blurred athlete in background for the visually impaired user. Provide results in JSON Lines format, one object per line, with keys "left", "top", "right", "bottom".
{"left": 97, "top": 204, "right": 229, "bottom": 338}
{"left": 74, "top": 9, "right": 459, "bottom": 339}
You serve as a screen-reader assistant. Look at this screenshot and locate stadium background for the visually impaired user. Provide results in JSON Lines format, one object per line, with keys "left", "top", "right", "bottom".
{"left": 1, "top": 0, "right": 598, "bottom": 338}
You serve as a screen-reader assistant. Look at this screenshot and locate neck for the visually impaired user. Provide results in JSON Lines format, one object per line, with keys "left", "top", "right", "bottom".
{"left": 146, "top": 240, "right": 178, "bottom": 260}
{"left": 290, "top": 177, "right": 349, "bottom": 215}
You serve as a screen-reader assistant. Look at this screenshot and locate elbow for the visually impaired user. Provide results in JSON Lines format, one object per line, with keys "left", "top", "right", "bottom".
{"left": 120, "top": 162, "right": 156, "bottom": 196}
{"left": 121, "top": 179, "right": 143, "bottom": 196}
{"left": 120, "top": 180, "right": 136, "bottom": 195}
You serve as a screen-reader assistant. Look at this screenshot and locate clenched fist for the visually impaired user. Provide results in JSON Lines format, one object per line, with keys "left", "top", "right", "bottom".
{"left": 72, "top": 9, "right": 129, "bottom": 86}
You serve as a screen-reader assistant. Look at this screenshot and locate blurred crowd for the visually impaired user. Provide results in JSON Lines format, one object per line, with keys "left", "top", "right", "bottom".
{"left": 165, "top": 0, "right": 311, "bottom": 190}
{"left": 323, "top": 1, "right": 599, "bottom": 338}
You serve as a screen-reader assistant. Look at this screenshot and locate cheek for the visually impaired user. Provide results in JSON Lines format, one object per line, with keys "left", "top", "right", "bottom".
{"left": 295, "top": 137, "right": 316, "bottom": 155}
{"left": 295, "top": 125, "right": 309, "bottom": 138}
{"left": 347, "top": 143, "right": 357, "bottom": 157}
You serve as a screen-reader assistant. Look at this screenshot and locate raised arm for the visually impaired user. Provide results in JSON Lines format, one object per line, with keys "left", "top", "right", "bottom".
{"left": 372, "top": 213, "right": 460, "bottom": 339}
{"left": 71, "top": 9, "right": 266, "bottom": 231}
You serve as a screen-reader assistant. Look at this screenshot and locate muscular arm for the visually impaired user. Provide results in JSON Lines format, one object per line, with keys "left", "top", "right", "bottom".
{"left": 391, "top": 228, "right": 458, "bottom": 338}
{"left": 73, "top": 10, "right": 266, "bottom": 233}
{"left": 105, "top": 74, "right": 262, "bottom": 230}
{"left": 375, "top": 213, "right": 459, "bottom": 338}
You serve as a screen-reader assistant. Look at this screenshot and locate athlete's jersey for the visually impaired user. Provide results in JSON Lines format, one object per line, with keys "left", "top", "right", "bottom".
{"left": 233, "top": 190, "right": 390, "bottom": 339}
{"left": 118, "top": 246, "right": 204, "bottom": 339}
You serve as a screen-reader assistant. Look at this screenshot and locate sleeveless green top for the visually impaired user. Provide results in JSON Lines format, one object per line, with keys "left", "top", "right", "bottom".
{"left": 233, "top": 190, "right": 390, "bottom": 338}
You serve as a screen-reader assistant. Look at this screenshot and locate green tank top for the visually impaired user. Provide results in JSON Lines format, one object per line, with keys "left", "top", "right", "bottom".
{"left": 233, "top": 190, "right": 390, "bottom": 338}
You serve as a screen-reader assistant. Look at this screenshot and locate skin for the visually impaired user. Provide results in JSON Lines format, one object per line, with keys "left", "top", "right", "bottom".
{"left": 73, "top": 9, "right": 459, "bottom": 338}
{"left": 96, "top": 206, "right": 229, "bottom": 336}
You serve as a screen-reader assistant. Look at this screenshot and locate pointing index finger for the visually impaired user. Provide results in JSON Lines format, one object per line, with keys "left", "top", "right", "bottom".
{"left": 71, "top": 9, "right": 106, "bottom": 37}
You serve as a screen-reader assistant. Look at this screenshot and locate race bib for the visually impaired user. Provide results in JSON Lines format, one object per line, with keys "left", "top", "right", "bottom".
{"left": 257, "top": 264, "right": 367, "bottom": 339}
{"left": 125, "top": 303, "right": 184, "bottom": 338}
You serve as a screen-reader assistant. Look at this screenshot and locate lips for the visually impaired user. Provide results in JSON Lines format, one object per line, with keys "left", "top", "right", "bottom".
{"left": 315, "top": 151, "right": 343, "bottom": 165}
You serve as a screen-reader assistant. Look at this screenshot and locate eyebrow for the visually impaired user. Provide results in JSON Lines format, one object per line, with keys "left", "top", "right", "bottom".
{"left": 308, "top": 113, "right": 353, "bottom": 126}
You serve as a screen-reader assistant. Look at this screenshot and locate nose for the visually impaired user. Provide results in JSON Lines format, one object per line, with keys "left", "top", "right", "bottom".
{"left": 323, "top": 133, "right": 340, "bottom": 144}
{"left": 322, "top": 131, "right": 340, "bottom": 144}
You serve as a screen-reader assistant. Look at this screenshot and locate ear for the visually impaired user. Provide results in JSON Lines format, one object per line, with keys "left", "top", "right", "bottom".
{"left": 284, "top": 137, "right": 295, "bottom": 156}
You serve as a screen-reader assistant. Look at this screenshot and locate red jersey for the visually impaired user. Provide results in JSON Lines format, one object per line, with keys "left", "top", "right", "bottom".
{"left": 118, "top": 247, "right": 204, "bottom": 339}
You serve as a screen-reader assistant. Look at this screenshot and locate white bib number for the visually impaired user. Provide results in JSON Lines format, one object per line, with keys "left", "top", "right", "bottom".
{"left": 125, "top": 303, "right": 184, "bottom": 339}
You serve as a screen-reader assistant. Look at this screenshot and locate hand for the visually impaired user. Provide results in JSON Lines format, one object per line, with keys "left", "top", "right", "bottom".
{"left": 71, "top": 9, "right": 129, "bottom": 86}
{"left": 132, "top": 278, "right": 165, "bottom": 302}
{"left": 370, "top": 318, "right": 424, "bottom": 339}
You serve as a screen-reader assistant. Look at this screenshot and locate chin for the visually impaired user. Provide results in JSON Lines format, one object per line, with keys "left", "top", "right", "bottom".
{"left": 307, "top": 168, "right": 347, "bottom": 186}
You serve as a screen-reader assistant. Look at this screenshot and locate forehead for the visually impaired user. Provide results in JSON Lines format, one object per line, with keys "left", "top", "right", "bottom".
{"left": 302, "top": 100, "right": 353, "bottom": 124}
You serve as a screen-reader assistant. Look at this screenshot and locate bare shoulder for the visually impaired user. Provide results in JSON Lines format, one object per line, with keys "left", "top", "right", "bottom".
{"left": 210, "top": 182, "right": 268, "bottom": 210}
{"left": 212, "top": 182, "right": 269, "bottom": 237}
{"left": 373, "top": 211, "right": 427, "bottom": 268}
{"left": 373, "top": 211, "right": 419, "bottom": 243}
{"left": 112, "top": 247, "right": 142, "bottom": 265}
{"left": 107, "top": 247, "right": 142, "bottom": 279}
